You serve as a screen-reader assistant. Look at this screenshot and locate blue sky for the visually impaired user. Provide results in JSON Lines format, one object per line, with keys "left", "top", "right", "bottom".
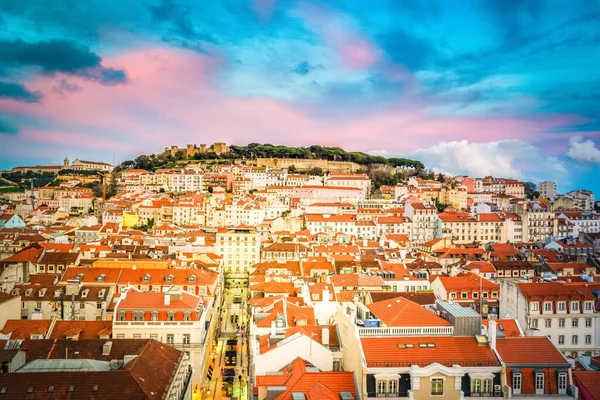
{"left": 0, "top": 0, "right": 599, "bottom": 194}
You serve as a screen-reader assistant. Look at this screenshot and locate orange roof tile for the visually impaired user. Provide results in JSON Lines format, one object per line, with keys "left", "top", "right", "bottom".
{"left": 495, "top": 337, "right": 568, "bottom": 365}
{"left": 360, "top": 336, "right": 500, "bottom": 367}
{"left": 367, "top": 297, "right": 451, "bottom": 327}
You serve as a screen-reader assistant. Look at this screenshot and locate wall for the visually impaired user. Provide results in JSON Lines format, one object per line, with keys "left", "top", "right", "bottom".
{"left": 256, "top": 158, "right": 361, "bottom": 172}
{"left": 332, "top": 307, "right": 367, "bottom": 397}
{"left": 0, "top": 295, "right": 20, "bottom": 329}
{"left": 410, "top": 374, "right": 461, "bottom": 400}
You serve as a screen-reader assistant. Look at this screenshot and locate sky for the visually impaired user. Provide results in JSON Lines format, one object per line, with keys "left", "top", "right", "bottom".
{"left": 1, "top": 0, "right": 599, "bottom": 194}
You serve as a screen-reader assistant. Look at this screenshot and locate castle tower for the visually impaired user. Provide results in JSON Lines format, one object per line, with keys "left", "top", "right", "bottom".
{"left": 63, "top": 156, "right": 70, "bottom": 168}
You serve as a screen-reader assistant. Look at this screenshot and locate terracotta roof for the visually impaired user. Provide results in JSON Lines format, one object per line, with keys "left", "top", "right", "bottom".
{"left": 482, "top": 319, "right": 522, "bottom": 337}
{"left": 360, "top": 336, "right": 500, "bottom": 367}
{"left": 495, "top": 337, "right": 568, "bottom": 365}
{"left": 367, "top": 297, "right": 450, "bottom": 327}
{"left": 0, "top": 319, "right": 53, "bottom": 340}
{"left": 117, "top": 289, "right": 202, "bottom": 310}
{"left": 573, "top": 371, "right": 600, "bottom": 400}
{"left": 369, "top": 291, "right": 437, "bottom": 305}
{"left": 49, "top": 321, "right": 113, "bottom": 340}
{"left": 0, "top": 339, "right": 183, "bottom": 399}
{"left": 436, "top": 272, "right": 499, "bottom": 291}
{"left": 255, "top": 358, "right": 357, "bottom": 400}
{"left": 329, "top": 273, "right": 384, "bottom": 288}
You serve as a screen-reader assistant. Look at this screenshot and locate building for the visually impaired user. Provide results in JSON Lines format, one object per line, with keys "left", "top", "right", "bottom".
{"left": 495, "top": 336, "right": 573, "bottom": 396}
{"left": 112, "top": 287, "right": 213, "bottom": 387}
{"left": 0, "top": 339, "right": 193, "bottom": 399}
{"left": 539, "top": 180, "right": 557, "bottom": 200}
{"left": 67, "top": 158, "right": 114, "bottom": 172}
{"left": 216, "top": 225, "right": 261, "bottom": 279}
{"left": 566, "top": 189, "right": 595, "bottom": 210}
{"left": 500, "top": 281, "right": 600, "bottom": 357}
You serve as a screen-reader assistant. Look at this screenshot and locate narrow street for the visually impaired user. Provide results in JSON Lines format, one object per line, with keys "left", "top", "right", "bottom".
{"left": 202, "top": 284, "right": 249, "bottom": 400}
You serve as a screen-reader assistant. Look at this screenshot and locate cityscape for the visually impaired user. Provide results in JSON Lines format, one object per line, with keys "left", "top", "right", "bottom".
{"left": 1, "top": 1, "right": 600, "bottom": 400}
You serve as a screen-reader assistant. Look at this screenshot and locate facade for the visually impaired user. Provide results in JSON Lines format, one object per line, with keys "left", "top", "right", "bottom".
{"left": 539, "top": 180, "right": 557, "bottom": 200}
{"left": 500, "top": 281, "right": 600, "bottom": 357}
{"left": 216, "top": 226, "right": 261, "bottom": 277}
{"left": 113, "top": 288, "right": 213, "bottom": 387}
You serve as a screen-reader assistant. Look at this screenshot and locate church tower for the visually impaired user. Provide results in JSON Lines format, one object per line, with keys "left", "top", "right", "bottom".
{"left": 63, "top": 156, "right": 70, "bottom": 168}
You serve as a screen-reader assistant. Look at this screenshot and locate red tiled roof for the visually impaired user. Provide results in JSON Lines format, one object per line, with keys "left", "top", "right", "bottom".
{"left": 496, "top": 337, "right": 568, "bottom": 365}
{"left": 0, "top": 319, "right": 53, "bottom": 340}
{"left": 573, "top": 371, "right": 600, "bottom": 399}
{"left": 361, "top": 336, "right": 500, "bottom": 367}
{"left": 367, "top": 297, "right": 451, "bottom": 327}
{"left": 482, "top": 319, "right": 522, "bottom": 337}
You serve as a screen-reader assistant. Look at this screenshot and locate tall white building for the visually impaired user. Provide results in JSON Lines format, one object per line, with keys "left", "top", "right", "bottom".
{"left": 539, "top": 180, "right": 557, "bottom": 200}
{"left": 216, "top": 225, "right": 261, "bottom": 277}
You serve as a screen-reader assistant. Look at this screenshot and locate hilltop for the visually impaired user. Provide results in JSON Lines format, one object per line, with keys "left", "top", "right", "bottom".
{"left": 118, "top": 143, "right": 425, "bottom": 173}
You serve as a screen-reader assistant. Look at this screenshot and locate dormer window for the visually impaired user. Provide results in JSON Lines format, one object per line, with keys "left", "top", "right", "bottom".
{"left": 142, "top": 274, "right": 151, "bottom": 282}
{"left": 558, "top": 302, "right": 566, "bottom": 311}
{"left": 165, "top": 274, "right": 174, "bottom": 283}
{"left": 585, "top": 301, "right": 593, "bottom": 311}
{"left": 571, "top": 302, "right": 580, "bottom": 312}
{"left": 531, "top": 302, "right": 539, "bottom": 312}
{"left": 188, "top": 275, "right": 196, "bottom": 283}
{"left": 544, "top": 302, "right": 552, "bottom": 312}
{"left": 96, "top": 274, "right": 106, "bottom": 282}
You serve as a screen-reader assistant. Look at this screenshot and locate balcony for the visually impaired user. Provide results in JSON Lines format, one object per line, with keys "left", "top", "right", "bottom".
{"left": 358, "top": 326, "right": 454, "bottom": 337}
{"left": 114, "top": 321, "right": 201, "bottom": 327}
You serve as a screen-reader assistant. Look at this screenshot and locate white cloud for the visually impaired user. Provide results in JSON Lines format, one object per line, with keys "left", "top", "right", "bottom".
{"left": 405, "top": 140, "right": 566, "bottom": 181}
{"left": 567, "top": 135, "right": 600, "bottom": 163}
{"left": 368, "top": 149, "right": 389, "bottom": 157}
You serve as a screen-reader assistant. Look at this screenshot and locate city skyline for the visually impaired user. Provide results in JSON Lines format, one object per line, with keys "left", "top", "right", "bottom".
{"left": 1, "top": 1, "right": 599, "bottom": 192}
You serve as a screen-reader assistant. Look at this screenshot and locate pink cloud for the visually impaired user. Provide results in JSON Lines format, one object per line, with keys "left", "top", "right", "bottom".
{"left": 0, "top": 46, "right": 587, "bottom": 164}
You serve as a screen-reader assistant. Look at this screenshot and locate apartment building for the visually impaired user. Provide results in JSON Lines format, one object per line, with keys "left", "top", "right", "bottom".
{"left": 500, "top": 281, "right": 600, "bottom": 357}
{"left": 216, "top": 225, "right": 261, "bottom": 277}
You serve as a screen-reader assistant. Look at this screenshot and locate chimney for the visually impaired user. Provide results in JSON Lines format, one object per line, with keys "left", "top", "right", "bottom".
{"left": 322, "top": 326, "right": 330, "bottom": 347}
{"left": 103, "top": 341, "right": 113, "bottom": 356}
{"left": 270, "top": 321, "right": 276, "bottom": 337}
{"left": 322, "top": 287, "right": 330, "bottom": 303}
{"left": 164, "top": 293, "right": 171, "bottom": 306}
{"left": 488, "top": 320, "right": 497, "bottom": 351}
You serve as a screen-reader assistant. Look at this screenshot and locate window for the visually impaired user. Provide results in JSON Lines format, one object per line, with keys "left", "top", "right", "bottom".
{"left": 116, "top": 334, "right": 125, "bottom": 339}
{"left": 572, "top": 335, "right": 579, "bottom": 345}
{"left": 586, "top": 318, "right": 592, "bottom": 327}
{"left": 118, "top": 312, "right": 125, "bottom": 321}
{"left": 133, "top": 334, "right": 141, "bottom": 339}
{"left": 168, "top": 312, "right": 175, "bottom": 321}
{"left": 558, "top": 302, "right": 566, "bottom": 311}
{"left": 572, "top": 318, "right": 579, "bottom": 328}
{"left": 482, "top": 292, "right": 489, "bottom": 298}
{"left": 377, "top": 380, "right": 386, "bottom": 395}
{"left": 97, "top": 303, "right": 102, "bottom": 309}
{"left": 586, "top": 335, "right": 592, "bottom": 345}
{"left": 483, "top": 379, "right": 491, "bottom": 393}
{"left": 572, "top": 302, "right": 579, "bottom": 312}
{"left": 545, "top": 319, "right": 551, "bottom": 328}
{"left": 431, "top": 379, "right": 443, "bottom": 396}
{"left": 531, "top": 319, "right": 538, "bottom": 329}
{"left": 559, "top": 335, "right": 565, "bottom": 345}
{"left": 559, "top": 318, "right": 565, "bottom": 328}
{"left": 461, "top": 292, "right": 468, "bottom": 299}
{"left": 473, "top": 379, "right": 481, "bottom": 393}
{"left": 150, "top": 334, "right": 158, "bottom": 340}
{"left": 151, "top": 312, "right": 158, "bottom": 321}
{"left": 585, "top": 301, "right": 593, "bottom": 311}
{"left": 558, "top": 373, "right": 567, "bottom": 395}
{"left": 183, "top": 334, "right": 190, "bottom": 346}
{"left": 532, "top": 302, "right": 539, "bottom": 311}
{"left": 450, "top": 293, "right": 456, "bottom": 299}
{"left": 166, "top": 334, "right": 174, "bottom": 345}
{"left": 535, "top": 373, "right": 544, "bottom": 394}
{"left": 544, "top": 302, "right": 552, "bottom": 311}
{"left": 389, "top": 380, "right": 397, "bottom": 395}
{"left": 473, "top": 292, "right": 478, "bottom": 299}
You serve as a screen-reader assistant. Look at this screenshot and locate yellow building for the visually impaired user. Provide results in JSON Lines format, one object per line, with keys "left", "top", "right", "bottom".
{"left": 122, "top": 211, "right": 140, "bottom": 228}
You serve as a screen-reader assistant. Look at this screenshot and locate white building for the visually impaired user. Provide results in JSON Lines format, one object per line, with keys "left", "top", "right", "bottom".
{"left": 539, "top": 180, "right": 557, "bottom": 200}
{"left": 500, "top": 281, "right": 600, "bottom": 358}
{"left": 216, "top": 225, "right": 261, "bottom": 277}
